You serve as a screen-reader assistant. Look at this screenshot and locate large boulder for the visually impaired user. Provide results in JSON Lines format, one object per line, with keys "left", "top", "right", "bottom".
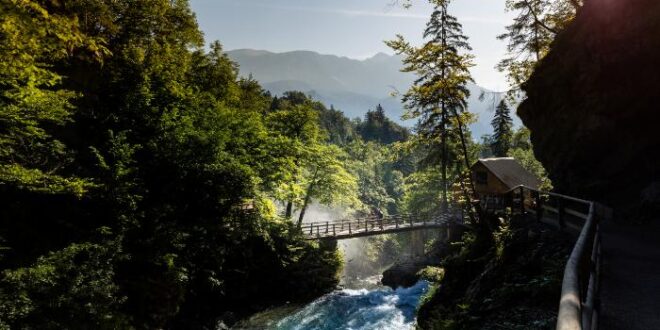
{"left": 518, "top": 0, "right": 660, "bottom": 215}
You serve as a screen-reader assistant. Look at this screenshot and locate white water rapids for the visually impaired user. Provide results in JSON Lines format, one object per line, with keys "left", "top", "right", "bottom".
{"left": 274, "top": 280, "right": 429, "bottom": 330}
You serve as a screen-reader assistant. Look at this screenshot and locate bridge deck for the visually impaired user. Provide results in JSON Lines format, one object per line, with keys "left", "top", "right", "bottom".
{"left": 598, "top": 219, "right": 660, "bottom": 330}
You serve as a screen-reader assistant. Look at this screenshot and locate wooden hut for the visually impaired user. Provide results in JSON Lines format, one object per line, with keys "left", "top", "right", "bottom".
{"left": 470, "top": 157, "right": 542, "bottom": 209}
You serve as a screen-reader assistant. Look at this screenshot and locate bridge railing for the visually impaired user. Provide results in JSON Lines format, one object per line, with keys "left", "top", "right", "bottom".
{"left": 499, "top": 185, "right": 611, "bottom": 330}
{"left": 299, "top": 212, "right": 452, "bottom": 239}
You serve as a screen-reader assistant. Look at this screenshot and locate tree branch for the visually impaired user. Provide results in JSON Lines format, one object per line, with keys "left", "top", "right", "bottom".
{"left": 524, "top": 0, "right": 558, "bottom": 35}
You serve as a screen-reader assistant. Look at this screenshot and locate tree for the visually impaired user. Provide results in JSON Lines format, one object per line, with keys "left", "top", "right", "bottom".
{"left": 491, "top": 99, "right": 514, "bottom": 157}
{"left": 498, "top": 0, "right": 581, "bottom": 94}
{"left": 386, "top": 0, "right": 475, "bottom": 211}
{"left": 267, "top": 93, "right": 322, "bottom": 219}
{"left": 296, "top": 144, "right": 360, "bottom": 226}
{"left": 356, "top": 104, "right": 410, "bottom": 144}
{"left": 318, "top": 104, "right": 358, "bottom": 145}
{"left": 507, "top": 127, "right": 552, "bottom": 189}
{"left": 0, "top": 0, "right": 105, "bottom": 197}
{"left": 345, "top": 141, "right": 398, "bottom": 216}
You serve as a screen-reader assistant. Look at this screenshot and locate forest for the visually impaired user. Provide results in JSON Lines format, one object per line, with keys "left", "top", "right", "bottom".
{"left": 0, "top": 0, "right": 593, "bottom": 329}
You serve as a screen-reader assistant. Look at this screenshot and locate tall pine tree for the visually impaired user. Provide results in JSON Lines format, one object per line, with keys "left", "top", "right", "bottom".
{"left": 386, "top": 0, "right": 474, "bottom": 211}
{"left": 491, "top": 99, "right": 514, "bottom": 157}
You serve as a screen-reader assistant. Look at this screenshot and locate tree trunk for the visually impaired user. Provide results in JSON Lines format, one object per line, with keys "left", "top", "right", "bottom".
{"left": 453, "top": 109, "right": 481, "bottom": 225}
{"left": 441, "top": 103, "right": 448, "bottom": 212}
{"left": 286, "top": 158, "right": 301, "bottom": 219}
{"left": 285, "top": 199, "right": 293, "bottom": 218}
{"left": 297, "top": 168, "right": 319, "bottom": 227}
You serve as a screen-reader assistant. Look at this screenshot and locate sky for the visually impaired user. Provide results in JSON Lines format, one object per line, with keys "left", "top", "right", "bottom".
{"left": 189, "top": 0, "right": 514, "bottom": 91}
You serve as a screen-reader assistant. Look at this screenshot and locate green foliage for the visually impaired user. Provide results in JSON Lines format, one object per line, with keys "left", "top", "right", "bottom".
{"left": 0, "top": 1, "right": 346, "bottom": 328}
{"left": 0, "top": 241, "right": 129, "bottom": 329}
{"left": 345, "top": 141, "right": 402, "bottom": 215}
{"left": 356, "top": 104, "right": 410, "bottom": 144}
{"left": 507, "top": 127, "right": 552, "bottom": 190}
{"left": 417, "top": 266, "right": 445, "bottom": 283}
{"left": 296, "top": 144, "right": 361, "bottom": 225}
{"left": 0, "top": 0, "right": 105, "bottom": 196}
{"left": 490, "top": 100, "right": 514, "bottom": 157}
{"left": 401, "top": 167, "right": 443, "bottom": 214}
{"left": 319, "top": 105, "right": 359, "bottom": 145}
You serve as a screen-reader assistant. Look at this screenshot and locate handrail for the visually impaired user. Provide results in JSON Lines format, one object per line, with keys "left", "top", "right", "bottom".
{"left": 502, "top": 184, "right": 593, "bottom": 205}
{"left": 557, "top": 203, "right": 595, "bottom": 330}
{"left": 499, "top": 185, "right": 608, "bottom": 330}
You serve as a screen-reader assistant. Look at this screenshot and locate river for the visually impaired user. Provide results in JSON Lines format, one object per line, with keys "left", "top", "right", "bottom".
{"left": 274, "top": 280, "right": 429, "bottom": 330}
{"left": 233, "top": 235, "right": 430, "bottom": 330}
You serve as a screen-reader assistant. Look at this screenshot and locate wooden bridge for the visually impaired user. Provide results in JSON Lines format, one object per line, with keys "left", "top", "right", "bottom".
{"left": 300, "top": 212, "right": 460, "bottom": 240}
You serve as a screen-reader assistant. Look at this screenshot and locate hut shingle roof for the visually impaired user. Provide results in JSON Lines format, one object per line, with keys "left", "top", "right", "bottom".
{"left": 476, "top": 157, "right": 542, "bottom": 190}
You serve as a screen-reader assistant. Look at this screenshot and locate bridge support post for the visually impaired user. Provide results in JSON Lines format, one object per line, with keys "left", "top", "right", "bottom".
{"left": 410, "top": 230, "right": 425, "bottom": 259}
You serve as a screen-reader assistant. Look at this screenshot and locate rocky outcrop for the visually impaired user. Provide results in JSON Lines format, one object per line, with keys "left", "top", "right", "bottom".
{"left": 382, "top": 224, "right": 463, "bottom": 288}
{"left": 382, "top": 258, "right": 429, "bottom": 288}
{"left": 518, "top": 0, "right": 660, "bottom": 214}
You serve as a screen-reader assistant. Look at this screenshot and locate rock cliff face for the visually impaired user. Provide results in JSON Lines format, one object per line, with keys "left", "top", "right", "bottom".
{"left": 518, "top": 0, "right": 660, "bottom": 214}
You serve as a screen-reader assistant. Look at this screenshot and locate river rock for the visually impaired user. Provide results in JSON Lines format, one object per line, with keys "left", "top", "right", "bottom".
{"left": 381, "top": 258, "right": 428, "bottom": 289}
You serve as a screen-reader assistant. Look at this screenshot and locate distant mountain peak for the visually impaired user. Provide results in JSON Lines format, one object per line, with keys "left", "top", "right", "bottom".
{"left": 367, "top": 52, "right": 393, "bottom": 61}
{"left": 228, "top": 49, "right": 273, "bottom": 57}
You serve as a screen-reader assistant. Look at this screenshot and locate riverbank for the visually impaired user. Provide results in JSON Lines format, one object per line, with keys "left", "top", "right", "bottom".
{"left": 416, "top": 215, "right": 573, "bottom": 329}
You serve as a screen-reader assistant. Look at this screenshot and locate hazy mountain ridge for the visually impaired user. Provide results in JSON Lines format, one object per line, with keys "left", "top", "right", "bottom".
{"left": 227, "top": 49, "right": 519, "bottom": 138}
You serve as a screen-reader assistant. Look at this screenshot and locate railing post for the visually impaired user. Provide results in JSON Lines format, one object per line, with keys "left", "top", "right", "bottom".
{"left": 536, "top": 192, "right": 543, "bottom": 222}
{"left": 316, "top": 225, "right": 320, "bottom": 237}
{"left": 365, "top": 219, "right": 369, "bottom": 232}
{"left": 519, "top": 186, "right": 525, "bottom": 215}
{"left": 558, "top": 198, "right": 565, "bottom": 230}
{"left": 333, "top": 224, "right": 336, "bottom": 236}
{"left": 348, "top": 222, "right": 352, "bottom": 234}
{"left": 309, "top": 224, "right": 313, "bottom": 235}
{"left": 395, "top": 217, "right": 399, "bottom": 229}
{"left": 325, "top": 221, "right": 329, "bottom": 234}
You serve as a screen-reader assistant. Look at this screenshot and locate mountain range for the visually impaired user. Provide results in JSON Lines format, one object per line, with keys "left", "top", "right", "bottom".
{"left": 226, "top": 49, "right": 520, "bottom": 138}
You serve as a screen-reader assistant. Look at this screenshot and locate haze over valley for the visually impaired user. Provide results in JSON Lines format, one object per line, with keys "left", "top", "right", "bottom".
{"left": 227, "top": 49, "right": 521, "bottom": 138}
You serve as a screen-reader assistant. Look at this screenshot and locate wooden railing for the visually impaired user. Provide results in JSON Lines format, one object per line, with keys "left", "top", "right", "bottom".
{"left": 300, "top": 212, "right": 458, "bottom": 240}
{"left": 497, "top": 185, "right": 611, "bottom": 330}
